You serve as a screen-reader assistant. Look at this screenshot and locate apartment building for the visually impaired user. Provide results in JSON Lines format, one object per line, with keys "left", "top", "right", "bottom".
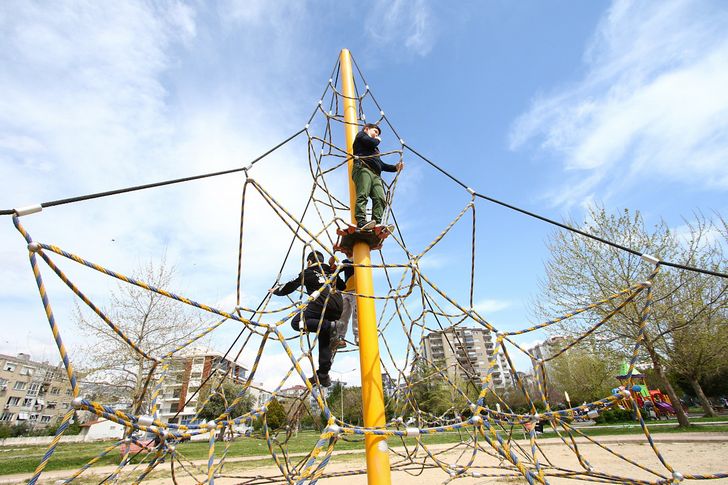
{"left": 382, "top": 372, "right": 397, "bottom": 398}
{"left": 157, "top": 349, "right": 248, "bottom": 425}
{"left": 420, "top": 327, "right": 515, "bottom": 390}
{"left": 0, "top": 353, "right": 75, "bottom": 428}
{"left": 528, "top": 336, "right": 566, "bottom": 365}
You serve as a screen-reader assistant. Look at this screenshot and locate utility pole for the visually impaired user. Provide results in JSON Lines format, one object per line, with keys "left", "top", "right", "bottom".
{"left": 339, "top": 48, "right": 392, "bottom": 485}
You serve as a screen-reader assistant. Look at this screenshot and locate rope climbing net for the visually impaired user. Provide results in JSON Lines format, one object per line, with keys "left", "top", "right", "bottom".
{"left": 9, "top": 54, "right": 728, "bottom": 485}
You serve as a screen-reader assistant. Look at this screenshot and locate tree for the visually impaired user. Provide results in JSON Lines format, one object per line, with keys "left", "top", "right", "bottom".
{"left": 328, "top": 383, "right": 364, "bottom": 426}
{"left": 653, "top": 216, "right": 728, "bottom": 416}
{"left": 75, "top": 258, "right": 207, "bottom": 413}
{"left": 546, "top": 340, "right": 622, "bottom": 405}
{"left": 197, "top": 381, "right": 253, "bottom": 422}
{"left": 407, "top": 360, "right": 472, "bottom": 420}
{"left": 662, "top": 284, "right": 728, "bottom": 416}
{"left": 537, "top": 207, "right": 727, "bottom": 427}
{"left": 265, "top": 398, "right": 287, "bottom": 430}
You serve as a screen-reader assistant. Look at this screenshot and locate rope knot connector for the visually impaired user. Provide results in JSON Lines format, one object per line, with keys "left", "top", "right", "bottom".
{"left": 14, "top": 204, "right": 42, "bottom": 217}
{"left": 641, "top": 253, "right": 660, "bottom": 265}
{"left": 28, "top": 242, "right": 42, "bottom": 253}
{"left": 138, "top": 415, "right": 155, "bottom": 427}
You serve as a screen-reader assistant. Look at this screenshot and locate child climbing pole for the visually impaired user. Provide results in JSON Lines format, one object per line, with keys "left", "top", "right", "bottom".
{"left": 270, "top": 251, "right": 345, "bottom": 387}
{"left": 352, "top": 123, "right": 404, "bottom": 230}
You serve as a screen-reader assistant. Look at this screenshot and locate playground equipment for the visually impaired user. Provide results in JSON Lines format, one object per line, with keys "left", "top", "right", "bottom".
{"left": 616, "top": 364, "right": 676, "bottom": 419}
{"left": 6, "top": 49, "right": 728, "bottom": 484}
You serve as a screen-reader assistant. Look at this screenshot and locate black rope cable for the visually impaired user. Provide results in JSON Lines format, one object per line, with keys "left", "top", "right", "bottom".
{"left": 403, "top": 144, "right": 728, "bottom": 280}
{"left": 353, "top": 52, "right": 727, "bottom": 281}
{"left": 1, "top": 128, "right": 305, "bottom": 216}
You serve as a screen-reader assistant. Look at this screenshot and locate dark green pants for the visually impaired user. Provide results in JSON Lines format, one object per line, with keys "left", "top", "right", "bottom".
{"left": 352, "top": 163, "right": 385, "bottom": 226}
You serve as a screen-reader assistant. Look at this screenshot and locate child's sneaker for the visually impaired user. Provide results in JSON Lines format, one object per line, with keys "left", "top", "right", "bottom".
{"left": 359, "top": 220, "right": 376, "bottom": 231}
{"left": 308, "top": 373, "right": 332, "bottom": 387}
{"left": 377, "top": 224, "right": 395, "bottom": 234}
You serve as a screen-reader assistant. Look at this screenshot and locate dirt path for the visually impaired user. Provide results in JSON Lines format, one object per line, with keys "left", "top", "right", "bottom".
{"left": 4, "top": 433, "right": 727, "bottom": 484}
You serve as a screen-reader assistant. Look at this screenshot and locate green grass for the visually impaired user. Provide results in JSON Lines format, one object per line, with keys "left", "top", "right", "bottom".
{"left": 2, "top": 423, "right": 727, "bottom": 476}
{"left": 594, "top": 415, "right": 728, "bottom": 426}
{"left": 542, "top": 424, "right": 728, "bottom": 438}
{"left": 0, "top": 431, "right": 462, "bottom": 476}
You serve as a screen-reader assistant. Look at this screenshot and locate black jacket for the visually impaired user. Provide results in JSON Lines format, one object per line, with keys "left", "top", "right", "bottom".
{"left": 273, "top": 264, "right": 344, "bottom": 316}
{"left": 353, "top": 131, "right": 398, "bottom": 175}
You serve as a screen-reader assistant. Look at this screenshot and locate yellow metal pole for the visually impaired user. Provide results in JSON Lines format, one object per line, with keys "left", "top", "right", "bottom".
{"left": 339, "top": 48, "right": 392, "bottom": 485}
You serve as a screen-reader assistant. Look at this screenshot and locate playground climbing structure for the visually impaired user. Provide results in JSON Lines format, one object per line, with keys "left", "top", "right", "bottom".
{"left": 6, "top": 50, "right": 728, "bottom": 485}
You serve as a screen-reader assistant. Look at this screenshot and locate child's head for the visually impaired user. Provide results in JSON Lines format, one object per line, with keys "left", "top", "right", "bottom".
{"left": 306, "top": 250, "right": 324, "bottom": 266}
{"left": 363, "top": 123, "right": 381, "bottom": 137}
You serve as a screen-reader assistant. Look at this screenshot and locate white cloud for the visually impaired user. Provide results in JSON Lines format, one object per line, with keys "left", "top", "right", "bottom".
{"left": 0, "top": 1, "right": 319, "bottom": 362}
{"left": 365, "top": 0, "right": 437, "bottom": 57}
{"left": 509, "top": 0, "right": 728, "bottom": 207}
{"left": 472, "top": 298, "right": 511, "bottom": 314}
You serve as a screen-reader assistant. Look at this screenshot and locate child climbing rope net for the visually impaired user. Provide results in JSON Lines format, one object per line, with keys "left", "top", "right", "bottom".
{"left": 8, "top": 52, "right": 728, "bottom": 485}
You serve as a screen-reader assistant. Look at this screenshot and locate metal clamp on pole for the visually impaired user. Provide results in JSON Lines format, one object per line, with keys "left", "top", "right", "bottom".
{"left": 14, "top": 204, "right": 43, "bottom": 217}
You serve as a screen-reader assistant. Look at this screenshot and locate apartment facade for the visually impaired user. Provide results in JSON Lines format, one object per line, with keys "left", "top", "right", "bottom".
{"left": 420, "top": 327, "right": 515, "bottom": 390}
{"left": 528, "top": 336, "right": 566, "bottom": 365}
{"left": 0, "top": 353, "right": 75, "bottom": 428}
{"left": 157, "top": 349, "right": 248, "bottom": 425}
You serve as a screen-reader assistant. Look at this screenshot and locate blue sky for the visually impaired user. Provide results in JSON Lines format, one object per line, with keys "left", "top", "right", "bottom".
{"left": 1, "top": 0, "right": 727, "bottom": 388}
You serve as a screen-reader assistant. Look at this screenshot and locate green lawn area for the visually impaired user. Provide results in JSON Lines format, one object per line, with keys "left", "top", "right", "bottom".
{"left": 544, "top": 423, "right": 728, "bottom": 438}
{"left": 2, "top": 423, "right": 727, "bottom": 476}
{"left": 593, "top": 415, "right": 728, "bottom": 426}
{"left": 0, "top": 431, "right": 461, "bottom": 475}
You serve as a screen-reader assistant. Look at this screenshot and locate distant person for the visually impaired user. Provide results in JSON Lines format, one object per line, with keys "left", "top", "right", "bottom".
{"left": 352, "top": 123, "right": 404, "bottom": 230}
{"left": 270, "top": 251, "right": 345, "bottom": 387}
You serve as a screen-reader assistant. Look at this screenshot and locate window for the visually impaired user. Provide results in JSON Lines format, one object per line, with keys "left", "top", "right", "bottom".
{"left": 20, "top": 367, "right": 33, "bottom": 376}
{"left": 0, "top": 412, "right": 14, "bottom": 422}
{"left": 65, "top": 389, "right": 72, "bottom": 396}
{"left": 0, "top": 378, "right": 7, "bottom": 387}
{"left": 28, "top": 383, "right": 40, "bottom": 396}
{"left": 50, "top": 387, "right": 60, "bottom": 395}
{"left": 46, "top": 401, "right": 57, "bottom": 409}
{"left": 23, "top": 398, "right": 34, "bottom": 408}
{"left": 7, "top": 397, "right": 20, "bottom": 406}
{"left": 29, "top": 413, "right": 39, "bottom": 421}
{"left": 3, "top": 362, "right": 16, "bottom": 372}
{"left": 40, "top": 415, "right": 51, "bottom": 424}
{"left": 13, "top": 381, "right": 26, "bottom": 391}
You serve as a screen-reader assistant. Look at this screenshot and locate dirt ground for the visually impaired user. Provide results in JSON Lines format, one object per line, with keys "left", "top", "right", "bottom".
{"left": 9, "top": 433, "right": 728, "bottom": 484}
{"left": 144, "top": 434, "right": 728, "bottom": 484}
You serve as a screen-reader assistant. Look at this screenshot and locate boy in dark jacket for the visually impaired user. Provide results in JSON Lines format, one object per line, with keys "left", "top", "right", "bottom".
{"left": 352, "top": 123, "right": 404, "bottom": 230}
{"left": 270, "top": 251, "right": 344, "bottom": 387}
